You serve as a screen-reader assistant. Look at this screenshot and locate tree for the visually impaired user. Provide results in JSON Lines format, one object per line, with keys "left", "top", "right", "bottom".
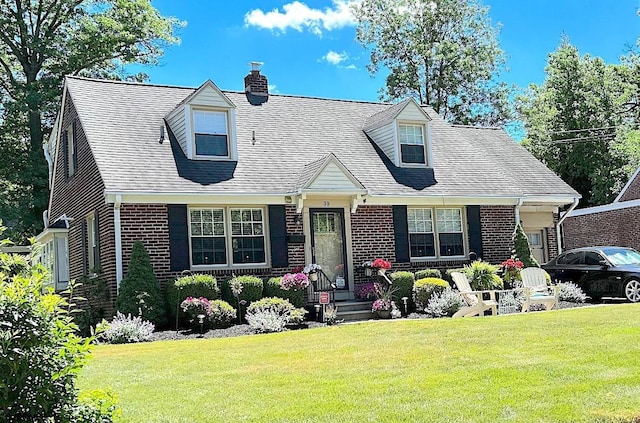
{"left": 518, "top": 39, "right": 640, "bottom": 207}
{"left": 511, "top": 223, "right": 538, "bottom": 268}
{"left": 0, "top": 0, "right": 182, "bottom": 241}
{"left": 115, "top": 241, "right": 166, "bottom": 326}
{"left": 353, "top": 0, "right": 513, "bottom": 126}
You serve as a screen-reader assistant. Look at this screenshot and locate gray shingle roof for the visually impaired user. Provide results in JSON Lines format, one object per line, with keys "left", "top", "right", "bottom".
{"left": 64, "top": 76, "right": 579, "bottom": 199}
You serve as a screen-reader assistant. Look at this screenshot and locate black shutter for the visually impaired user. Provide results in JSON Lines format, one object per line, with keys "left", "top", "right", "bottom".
{"left": 81, "top": 218, "right": 88, "bottom": 275}
{"left": 466, "top": 205, "right": 483, "bottom": 260}
{"left": 94, "top": 211, "right": 100, "bottom": 270}
{"left": 268, "top": 205, "right": 288, "bottom": 268}
{"left": 392, "top": 205, "right": 410, "bottom": 263}
{"left": 72, "top": 120, "right": 78, "bottom": 173}
{"left": 168, "top": 205, "right": 189, "bottom": 271}
{"left": 62, "top": 129, "right": 69, "bottom": 179}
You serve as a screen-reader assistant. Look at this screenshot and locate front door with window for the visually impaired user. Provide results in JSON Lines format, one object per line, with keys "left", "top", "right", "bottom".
{"left": 310, "top": 209, "right": 348, "bottom": 290}
{"left": 526, "top": 230, "right": 546, "bottom": 264}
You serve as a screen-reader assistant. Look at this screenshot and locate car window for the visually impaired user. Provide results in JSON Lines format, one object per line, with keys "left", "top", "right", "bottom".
{"left": 602, "top": 247, "right": 640, "bottom": 266}
{"left": 584, "top": 251, "right": 604, "bottom": 265}
{"left": 557, "top": 252, "right": 582, "bottom": 265}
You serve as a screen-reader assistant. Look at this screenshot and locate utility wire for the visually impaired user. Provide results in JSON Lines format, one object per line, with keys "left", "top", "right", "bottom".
{"left": 549, "top": 125, "right": 617, "bottom": 135}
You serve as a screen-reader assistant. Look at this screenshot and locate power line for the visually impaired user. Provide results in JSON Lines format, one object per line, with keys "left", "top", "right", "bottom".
{"left": 552, "top": 134, "right": 617, "bottom": 144}
{"left": 549, "top": 125, "right": 617, "bottom": 135}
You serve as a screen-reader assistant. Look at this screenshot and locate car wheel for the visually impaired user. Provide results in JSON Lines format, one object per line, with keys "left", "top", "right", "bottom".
{"left": 624, "top": 279, "right": 640, "bottom": 303}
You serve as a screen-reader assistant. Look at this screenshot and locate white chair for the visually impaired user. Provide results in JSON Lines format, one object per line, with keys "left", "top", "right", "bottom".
{"left": 450, "top": 272, "right": 498, "bottom": 318}
{"left": 520, "top": 267, "right": 559, "bottom": 312}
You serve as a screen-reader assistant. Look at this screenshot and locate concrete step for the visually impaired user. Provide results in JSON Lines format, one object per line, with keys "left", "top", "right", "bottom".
{"left": 334, "top": 300, "right": 373, "bottom": 313}
{"left": 338, "top": 309, "right": 375, "bottom": 322}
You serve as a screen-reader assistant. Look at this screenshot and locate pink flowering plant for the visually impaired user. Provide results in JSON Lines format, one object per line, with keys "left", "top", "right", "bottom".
{"left": 354, "top": 282, "right": 378, "bottom": 300}
{"left": 372, "top": 258, "right": 392, "bottom": 270}
{"left": 501, "top": 258, "right": 524, "bottom": 288}
{"left": 372, "top": 298, "right": 392, "bottom": 312}
{"left": 280, "top": 272, "right": 310, "bottom": 290}
{"left": 180, "top": 297, "right": 213, "bottom": 319}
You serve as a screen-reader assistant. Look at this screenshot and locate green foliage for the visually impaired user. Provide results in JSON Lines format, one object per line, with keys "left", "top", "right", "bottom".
{"left": 221, "top": 275, "right": 263, "bottom": 305}
{"left": 424, "top": 288, "right": 465, "bottom": 317}
{"left": 518, "top": 39, "right": 640, "bottom": 207}
{"left": 413, "top": 277, "right": 450, "bottom": 309}
{"left": 115, "top": 241, "right": 166, "bottom": 327}
{"left": 353, "top": 0, "right": 513, "bottom": 126}
{"left": 512, "top": 223, "right": 539, "bottom": 268}
{"left": 0, "top": 0, "right": 183, "bottom": 241}
{"left": 0, "top": 226, "right": 118, "bottom": 422}
{"left": 247, "top": 297, "right": 295, "bottom": 316}
{"left": 166, "top": 273, "right": 220, "bottom": 325}
{"left": 72, "top": 274, "right": 111, "bottom": 337}
{"left": 209, "top": 300, "right": 236, "bottom": 328}
{"left": 415, "top": 268, "right": 442, "bottom": 280}
{"left": 263, "top": 276, "right": 305, "bottom": 308}
{"left": 465, "top": 260, "right": 503, "bottom": 290}
{"left": 98, "top": 312, "right": 154, "bottom": 344}
{"left": 390, "top": 271, "right": 415, "bottom": 311}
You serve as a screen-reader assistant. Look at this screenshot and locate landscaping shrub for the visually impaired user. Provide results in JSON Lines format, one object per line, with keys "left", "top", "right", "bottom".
{"left": 209, "top": 299, "right": 237, "bottom": 327}
{"left": 558, "top": 282, "right": 587, "bottom": 303}
{"left": 166, "top": 273, "right": 219, "bottom": 325}
{"left": 512, "top": 223, "right": 539, "bottom": 267}
{"left": 245, "top": 310, "right": 289, "bottom": 333}
{"left": 1, "top": 225, "right": 118, "bottom": 422}
{"left": 288, "top": 307, "right": 308, "bottom": 325}
{"left": 247, "top": 296, "right": 295, "bottom": 316}
{"left": 465, "top": 260, "right": 503, "bottom": 290}
{"left": 390, "top": 271, "right": 415, "bottom": 310}
{"left": 425, "top": 288, "right": 464, "bottom": 317}
{"left": 98, "top": 312, "right": 155, "bottom": 344}
{"left": 415, "top": 268, "right": 442, "bottom": 280}
{"left": 221, "top": 275, "right": 263, "bottom": 305}
{"left": 115, "top": 241, "right": 166, "bottom": 327}
{"left": 414, "top": 277, "right": 450, "bottom": 309}
{"left": 72, "top": 274, "right": 111, "bottom": 337}
{"left": 263, "top": 276, "right": 305, "bottom": 308}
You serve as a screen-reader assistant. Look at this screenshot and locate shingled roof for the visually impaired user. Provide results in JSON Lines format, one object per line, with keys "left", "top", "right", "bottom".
{"left": 63, "top": 76, "right": 579, "bottom": 199}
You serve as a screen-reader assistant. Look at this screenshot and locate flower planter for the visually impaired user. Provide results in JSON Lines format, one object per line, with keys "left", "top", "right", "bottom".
{"left": 376, "top": 310, "right": 392, "bottom": 319}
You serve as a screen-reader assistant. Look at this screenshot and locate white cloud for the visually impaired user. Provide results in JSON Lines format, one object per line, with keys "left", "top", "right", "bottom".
{"left": 244, "top": 1, "right": 357, "bottom": 35}
{"left": 268, "top": 84, "right": 279, "bottom": 93}
{"left": 323, "top": 50, "right": 348, "bottom": 65}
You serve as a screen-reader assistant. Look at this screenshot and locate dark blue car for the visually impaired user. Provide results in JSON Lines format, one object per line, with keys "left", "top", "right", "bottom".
{"left": 542, "top": 246, "right": 640, "bottom": 302}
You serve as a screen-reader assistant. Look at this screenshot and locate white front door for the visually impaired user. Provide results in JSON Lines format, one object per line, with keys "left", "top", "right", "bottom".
{"left": 526, "top": 230, "right": 546, "bottom": 264}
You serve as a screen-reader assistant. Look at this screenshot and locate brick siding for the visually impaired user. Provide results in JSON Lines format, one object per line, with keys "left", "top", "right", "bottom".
{"left": 480, "top": 205, "right": 515, "bottom": 263}
{"left": 618, "top": 172, "right": 640, "bottom": 202}
{"left": 564, "top": 207, "right": 640, "bottom": 251}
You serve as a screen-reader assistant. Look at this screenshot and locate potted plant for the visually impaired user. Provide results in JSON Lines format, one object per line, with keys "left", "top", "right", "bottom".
{"left": 501, "top": 258, "right": 524, "bottom": 289}
{"left": 303, "top": 264, "right": 322, "bottom": 282}
{"left": 372, "top": 298, "right": 393, "bottom": 318}
{"left": 281, "top": 272, "right": 310, "bottom": 290}
{"left": 372, "top": 258, "right": 392, "bottom": 275}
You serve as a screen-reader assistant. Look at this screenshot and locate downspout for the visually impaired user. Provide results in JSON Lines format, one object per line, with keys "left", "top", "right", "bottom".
{"left": 515, "top": 198, "right": 524, "bottom": 226}
{"left": 114, "top": 195, "right": 123, "bottom": 291}
{"left": 555, "top": 198, "right": 580, "bottom": 255}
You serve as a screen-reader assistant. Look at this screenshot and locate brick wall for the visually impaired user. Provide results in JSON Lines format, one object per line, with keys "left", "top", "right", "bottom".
{"left": 49, "top": 96, "right": 116, "bottom": 303}
{"left": 564, "top": 207, "right": 640, "bottom": 250}
{"left": 547, "top": 213, "right": 559, "bottom": 259}
{"left": 351, "top": 206, "right": 396, "bottom": 282}
{"left": 618, "top": 172, "right": 640, "bottom": 202}
{"left": 480, "top": 205, "right": 515, "bottom": 263}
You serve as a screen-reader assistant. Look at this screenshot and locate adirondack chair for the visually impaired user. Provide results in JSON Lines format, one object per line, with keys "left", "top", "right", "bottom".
{"left": 450, "top": 272, "right": 498, "bottom": 318}
{"left": 520, "top": 267, "right": 560, "bottom": 312}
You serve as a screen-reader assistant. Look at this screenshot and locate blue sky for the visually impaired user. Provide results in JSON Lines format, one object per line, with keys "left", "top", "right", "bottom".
{"left": 138, "top": 0, "right": 640, "bottom": 103}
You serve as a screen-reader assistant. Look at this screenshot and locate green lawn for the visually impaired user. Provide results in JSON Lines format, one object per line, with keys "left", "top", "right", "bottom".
{"left": 79, "top": 304, "right": 640, "bottom": 423}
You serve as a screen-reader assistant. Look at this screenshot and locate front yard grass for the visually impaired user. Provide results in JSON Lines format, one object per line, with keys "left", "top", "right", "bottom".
{"left": 79, "top": 304, "right": 640, "bottom": 422}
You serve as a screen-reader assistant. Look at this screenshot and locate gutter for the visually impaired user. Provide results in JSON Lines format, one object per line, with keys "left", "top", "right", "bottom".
{"left": 515, "top": 198, "right": 524, "bottom": 226}
{"left": 113, "top": 195, "right": 123, "bottom": 291}
{"left": 556, "top": 197, "right": 580, "bottom": 254}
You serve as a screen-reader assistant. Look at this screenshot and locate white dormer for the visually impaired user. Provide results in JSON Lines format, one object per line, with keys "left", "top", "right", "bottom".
{"left": 363, "top": 98, "right": 433, "bottom": 168}
{"left": 165, "top": 80, "right": 237, "bottom": 161}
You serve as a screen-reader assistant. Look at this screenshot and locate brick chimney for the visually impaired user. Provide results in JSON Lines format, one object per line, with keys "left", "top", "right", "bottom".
{"left": 244, "top": 62, "right": 268, "bottom": 97}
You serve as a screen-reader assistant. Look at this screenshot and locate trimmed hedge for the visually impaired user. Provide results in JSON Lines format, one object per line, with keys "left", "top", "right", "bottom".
{"left": 166, "top": 274, "right": 219, "bottom": 325}
{"left": 414, "top": 277, "right": 450, "bottom": 309}
{"left": 415, "top": 268, "right": 442, "bottom": 280}
{"left": 390, "top": 271, "right": 415, "bottom": 312}
{"left": 221, "top": 275, "right": 264, "bottom": 311}
{"left": 263, "top": 277, "right": 305, "bottom": 308}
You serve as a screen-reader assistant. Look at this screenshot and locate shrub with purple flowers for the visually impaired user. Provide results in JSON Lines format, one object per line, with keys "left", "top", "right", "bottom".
{"left": 354, "top": 282, "right": 378, "bottom": 299}
{"left": 280, "top": 272, "right": 310, "bottom": 290}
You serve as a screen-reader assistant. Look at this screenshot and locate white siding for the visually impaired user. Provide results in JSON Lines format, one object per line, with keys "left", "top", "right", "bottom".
{"left": 365, "top": 122, "right": 396, "bottom": 163}
{"left": 166, "top": 105, "right": 188, "bottom": 155}
{"left": 308, "top": 162, "right": 359, "bottom": 190}
{"left": 397, "top": 101, "right": 429, "bottom": 121}
{"left": 191, "top": 86, "right": 233, "bottom": 108}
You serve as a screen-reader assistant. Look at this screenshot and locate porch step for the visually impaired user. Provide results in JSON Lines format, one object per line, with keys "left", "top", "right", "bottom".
{"left": 334, "top": 301, "right": 374, "bottom": 321}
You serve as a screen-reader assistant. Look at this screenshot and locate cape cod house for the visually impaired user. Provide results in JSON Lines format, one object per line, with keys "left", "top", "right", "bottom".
{"left": 37, "top": 65, "right": 579, "bottom": 305}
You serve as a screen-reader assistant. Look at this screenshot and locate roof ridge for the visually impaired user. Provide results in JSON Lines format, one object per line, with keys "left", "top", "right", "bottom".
{"left": 65, "top": 75, "right": 391, "bottom": 106}
{"left": 451, "top": 124, "right": 502, "bottom": 130}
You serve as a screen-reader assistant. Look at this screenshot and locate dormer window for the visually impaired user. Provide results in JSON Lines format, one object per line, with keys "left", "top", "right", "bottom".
{"left": 193, "top": 110, "right": 229, "bottom": 157}
{"left": 399, "top": 123, "right": 426, "bottom": 164}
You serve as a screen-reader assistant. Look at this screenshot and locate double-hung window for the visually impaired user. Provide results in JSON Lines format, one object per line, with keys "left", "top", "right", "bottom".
{"left": 399, "top": 123, "right": 426, "bottom": 164}
{"left": 189, "top": 207, "right": 266, "bottom": 267}
{"left": 408, "top": 208, "right": 465, "bottom": 259}
{"left": 193, "top": 110, "right": 229, "bottom": 157}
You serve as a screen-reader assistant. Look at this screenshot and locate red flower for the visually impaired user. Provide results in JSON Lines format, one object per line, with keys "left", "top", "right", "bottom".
{"left": 372, "top": 258, "right": 392, "bottom": 270}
